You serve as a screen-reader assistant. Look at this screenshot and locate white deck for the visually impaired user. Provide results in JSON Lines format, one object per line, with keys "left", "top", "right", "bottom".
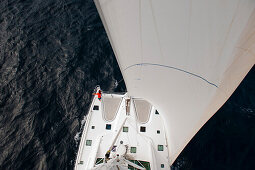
{"left": 75, "top": 91, "right": 170, "bottom": 170}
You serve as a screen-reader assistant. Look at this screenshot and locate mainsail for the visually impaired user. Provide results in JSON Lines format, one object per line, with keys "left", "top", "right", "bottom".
{"left": 94, "top": 0, "right": 255, "bottom": 164}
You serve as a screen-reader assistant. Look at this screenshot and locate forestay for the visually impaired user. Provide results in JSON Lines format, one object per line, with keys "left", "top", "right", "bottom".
{"left": 94, "top": 0, "right": 255, "bottom": 164}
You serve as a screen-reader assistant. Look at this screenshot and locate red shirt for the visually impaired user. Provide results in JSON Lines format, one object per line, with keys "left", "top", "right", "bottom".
{"left": 96, "top": 92, "right": 101, "bottom": 99}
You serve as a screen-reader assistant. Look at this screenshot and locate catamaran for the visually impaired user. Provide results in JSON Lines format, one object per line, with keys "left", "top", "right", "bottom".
{"left": 75, "top": 0, "right": 255, "bottom": 169}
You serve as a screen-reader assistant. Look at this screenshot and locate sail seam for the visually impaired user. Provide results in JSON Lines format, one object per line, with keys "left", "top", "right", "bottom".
{"left": 124, "top": 63, "right": 218, "bottom": 88}
{"left": 149, "top": 0, "right": 164, "bottom": 63}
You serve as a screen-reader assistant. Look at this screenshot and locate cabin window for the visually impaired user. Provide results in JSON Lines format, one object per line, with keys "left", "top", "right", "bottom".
{"left": 92, "top": 126, "right": 95, "bottom": 129}
{"left": 123, "top": 127, "right": 129, "bottom": 132}
{"left": 161, "top": 164, "right": 164, "bottom": 168}
{"left": 86, "top": 140, "right": 92, "bottom": 146}
{"left": 130, "top": 147, "right": 137, "bottom": 153}
{"left": 157, "top": 130, "right": 160, "bottom": 134}
{"left": 155, "top": 110, "right": 159, "bottom": 114}
{"left": 106, "top": 124, "right": 111, "bottom": 130}
{"left": 158, "top": 145, "right": 164, "bottom": 151}
{"left": 140, "top": 126, "right": 146, "bottom": 132}
{"left": 93, "top": 105, "right": 99, "bottom": 110}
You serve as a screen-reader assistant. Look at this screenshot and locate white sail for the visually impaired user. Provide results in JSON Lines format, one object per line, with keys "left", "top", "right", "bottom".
{"left": 94, "top": 0, "right": 255, "bottom": 164}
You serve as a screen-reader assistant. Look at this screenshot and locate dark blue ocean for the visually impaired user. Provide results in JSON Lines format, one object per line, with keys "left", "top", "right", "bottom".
{"left": 0, "top": 0, "right": 254, "bottom": 169}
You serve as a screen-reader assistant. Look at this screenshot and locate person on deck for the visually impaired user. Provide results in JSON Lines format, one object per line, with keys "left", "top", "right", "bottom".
{"left": 105, "top": 150, "right": 111, "bottom": 162}
{"left": 93, "top": 90, "right": 102, "bottom": 101}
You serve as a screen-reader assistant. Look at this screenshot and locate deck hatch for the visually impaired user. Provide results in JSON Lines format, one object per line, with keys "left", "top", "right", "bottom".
{"left": 106, "top": 124, "right": 111, "bottom": 130}
{"left": 130, "top": 147, "right": 137, "bottom": 153}
{"left": 86, "top": 140, "right": 92, "bottom": 146}
{"left": 93, "top": 105, "right": 99, "bottom": 110}
{"left": 123, "top": 126, "right": 129, "bottom": 132}
{"left": 158, "top": 145, "right": 164, "bottom": 151}
{"left": 95, "top": 158, "right": 104, "bottom": 165}
{"left": 140, "top": 126, "right": 146, "bottom": 132}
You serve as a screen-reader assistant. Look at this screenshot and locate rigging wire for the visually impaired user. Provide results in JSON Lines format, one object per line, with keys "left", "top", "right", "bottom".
{"left": 115, "top": 78, "right": 124, "bottom": 88}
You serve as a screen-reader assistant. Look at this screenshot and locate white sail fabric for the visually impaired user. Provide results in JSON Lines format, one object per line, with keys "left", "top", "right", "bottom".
{"left": 94, "top": 0, "right": 255, "bottom": 164}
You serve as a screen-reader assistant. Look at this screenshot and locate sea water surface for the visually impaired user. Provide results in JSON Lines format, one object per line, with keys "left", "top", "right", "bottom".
{"left": 0, "top": 0, "right": 254, "bottom": 170}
